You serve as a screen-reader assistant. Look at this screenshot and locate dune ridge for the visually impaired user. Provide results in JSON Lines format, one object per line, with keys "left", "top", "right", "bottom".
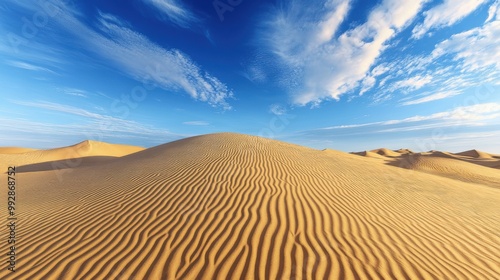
{"left": 0, "top": 133, "right": 499, "bottom": 279}
{"left": 354, "top": 147, "right": 500, "bottom": 187}
{"left": 455, "top": 149, "right": 494, "bottom": 159}
{"left": 369, "top": 148, "right": 401, "bottom": 157}
{"left": 0, "top": 147, "right": 38, "bottom": 154}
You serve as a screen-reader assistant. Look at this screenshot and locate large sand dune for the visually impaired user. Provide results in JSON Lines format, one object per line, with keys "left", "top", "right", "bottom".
{"left": 1, "top": 133, "right": 499, "bottom": 279}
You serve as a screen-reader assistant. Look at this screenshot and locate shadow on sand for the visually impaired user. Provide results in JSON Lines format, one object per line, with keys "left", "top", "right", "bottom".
{"left": 9, "top": 156, "right": 118, "bottom": 173}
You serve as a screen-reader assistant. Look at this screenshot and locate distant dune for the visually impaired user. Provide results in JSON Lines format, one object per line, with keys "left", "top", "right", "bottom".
{"left": 0, "top": 140, "right": 144, "bottom": 172}
{"left": 0, "top": 133, "right": 498, "bottom": 279}
{"left": 351, "top": 150, "right": 388, "bottom": 159}
{"left": 455, "top": 149, "right": 495, "bottom": 159}
{"left": 369, "top": 148, "right": 402, "bottom": 157}
{"left": 353, "top": 147, "right": 500, "bottom": 188}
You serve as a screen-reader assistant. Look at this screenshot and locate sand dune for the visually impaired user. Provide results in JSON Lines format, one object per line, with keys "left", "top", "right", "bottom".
{"left": 1, "top": 133, "right": 499, "bottom": 279}
{"left": 369, "top": 148, "right": 401, "bottom": 157}
{"left": 0, "top": 140, "right": 144, "bottom": 172}
{"left": 351, "top": 150, "right": 388, "bottom": 159}
{"left": 391, "top": 154, "right": 500, "bottom": 188}
{"left": 395, "top": 148, "right": 414, "bottom": 155}
{"left": 455, "top": 149, "right": 494, "bottom": 159}
{"left": 0, "top": 147, "right": 37, "bottom": 154}
{"left": 354, "top": 148, "right": 500, "bottom": 187}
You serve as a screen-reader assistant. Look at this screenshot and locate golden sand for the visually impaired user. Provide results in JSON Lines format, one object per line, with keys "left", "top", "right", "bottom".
{"left": 0, "top": 133, "right": 498, "bottom": 279}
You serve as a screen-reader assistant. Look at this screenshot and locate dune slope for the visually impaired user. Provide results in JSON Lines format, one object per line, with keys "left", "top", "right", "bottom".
{"left": 0, "top": 140, "right": 144, "bottom": 172}
{"left": 0, "top": 133, "right": 498, "bottom": 280}
{"left": 392, "top": 154, "right": 500, "bottom": 188}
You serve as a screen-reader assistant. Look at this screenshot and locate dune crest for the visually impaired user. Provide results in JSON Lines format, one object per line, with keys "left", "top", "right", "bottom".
{"left": 455, "top": 149, "right": 493, "bottom": 159}
{"left": 0, "top": 133, "right": 498, "bottom": 279}
{"left": 369, "top": 148, "right": 401, "bottom": 157}
{"left": 351, "top": 150, "right": 388, "bottom": 159}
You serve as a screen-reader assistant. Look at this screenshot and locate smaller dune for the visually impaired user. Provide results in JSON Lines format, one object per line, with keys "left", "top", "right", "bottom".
{"left": 0, "top": 140, "right": 144, "bottom": 172}
{"left": 352, "top": 147, "right": 500, "bottom": 188}
{"left": 427, "top": 151, "right": 459, "bottom": 159}
{"left": 369, "top": 148, "right": 401, "bottom": 157}
{"left": 52, "top": 140, "right": 144, "bottom": 158}
{"left": 392, "top": 154, "right": 500, "bottom": 188}
{"left": 395, "top": 148, "right": 414, "bottom": 155}
{"left": 455, "top": 149, "right": 493, "bottom": 159}
{"left": 351, "top": 150, "right": 389, "bottom": 159}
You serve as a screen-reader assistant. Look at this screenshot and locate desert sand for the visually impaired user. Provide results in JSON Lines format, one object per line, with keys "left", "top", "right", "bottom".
{"left": 0, "top": 133, "right": 498, "bottom": 279}
{"left": 0, "top": 140, "right": 144, "bottom": 173}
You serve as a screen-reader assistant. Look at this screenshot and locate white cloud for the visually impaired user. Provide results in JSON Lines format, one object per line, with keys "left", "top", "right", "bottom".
{"left": 320, "top": 102, "right": 500, "bottom": 130}
{"left": 183, "top": 121, "right": 210, "bottom": 126}
{"left": 401, "top": 90, "right": 462, "bottom": 105}
{"left": 91, "top": 11, "right": 232, "bottom": 109}
{"left": 269, "top": 104, "right": 287, "bottom": 116}
{"left": 412, "top": 0, "right": 488, "bottom": 39}
{"left": 140, "top": 0, "right": 198, "bottom": 27}
{"left": 369, "top": 7, "right": 499, "bottom": 106}
{"left": 291, "top": 102, "right": 500, "bottom": 152}
{"left": 3, "top": 1, "right": 232, "bottom": 109}
{"left": 260, "top": 0, "right": 426, "bottom": 106}
{"left": 433, "top": 17, "right": 500, "bottom": 72}
{"left": 8, "top": 100, "right": 181, "bottom": 140}
{"left": 6, "top": 60, "right": 55, "bottom": 73}
{"left": 59, "top": 88, "right": 88, "bottom": 98}
{"left": 359, "top": 76, "right": 376, "bottom": 96}
{"left": 486, "top": 0, "right": 500, "bottom": 22}
{"left": 390, "top": 75, "right": 432, "bottom": 92}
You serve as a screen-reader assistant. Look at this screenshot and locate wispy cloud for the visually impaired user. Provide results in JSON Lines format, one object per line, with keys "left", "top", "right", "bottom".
{"left": 289, "top": 102, "right": 500, "bottom": 151}
{"left": 389, "top": 75, "right": 432, "bottom": 92}
{"left": 6, "top": 100, "right": 182, "bottom": 142}
{"left": 93, "top": 10, "right": 232, "bottom": 109}
{"left": 486, "top": 0, "right": 500, "bottom": 22}
{"left": 183, "top": 121, "right": 210, "bottom": 126}
{"left": 140, "top": 0, "right": 198, "bottom": 27}
{"left": 412, "top": 0, "right": 489, "bottom": 39}
{"left": 5, "top": 60, "right": 56, "bottom": 73}
{"left": 401, "top": 90, "right": 462, "bottom": 105}
{"left": 242, "top": 65, "right": 267, "bottom": 83}
{"left": 319, "top": 102, "right": 500, "bottom": 130}
{"left": 432, "top": 14, "right": 500, "bottom": 71}
{"left": 3, "top": 0, "right": 232, "bottom": 109}
{"left": 259, "top": 0, "right": 426, "bottom": 106}
{"left": 369, "top": 6, "right": 500, "bottom": 106}
{"left": 269, "top": 104, "right": 287, "bottom": 116}
{"left": 58, "top": 88, "right": 88, "bottom": 98}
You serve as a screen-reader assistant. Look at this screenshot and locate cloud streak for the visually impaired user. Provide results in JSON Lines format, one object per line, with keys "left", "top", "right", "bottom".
{"left": 288, "top": 102, "right": 500, "bottom": 152}
{"left": 3, "top": 0, "right": 232, "bottom": 109}
{"left": 412, "top": 0, "right": 488, "bottom": 39}
{"left": 6, "top": 100, "right": 182, "bottom": 142}
{"left": 318, "top": 102, "right": 500, "bottom": 131}
{"left": 6, "top": 60, "right": 56, "bottom": 73}
{"left": 259, "top": 0, "right": 426, "bottom": 106}
{"left": 433, "top": 15, "right": 500, "bottom": 71}
{"left": 401, "top": 90, "right": 462, "bottom": 105}
{"left": 140, "top": 0, "right": 198, "bottom": 27}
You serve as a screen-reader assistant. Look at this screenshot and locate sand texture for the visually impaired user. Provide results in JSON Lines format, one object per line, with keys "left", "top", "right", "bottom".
{"left": 0, "top": 133, "right": 499, "bottom": 279}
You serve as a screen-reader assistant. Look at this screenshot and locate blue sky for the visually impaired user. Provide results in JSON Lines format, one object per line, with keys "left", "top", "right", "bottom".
{"left": 1, "top": 0, "right": 499, "bottom": 152}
